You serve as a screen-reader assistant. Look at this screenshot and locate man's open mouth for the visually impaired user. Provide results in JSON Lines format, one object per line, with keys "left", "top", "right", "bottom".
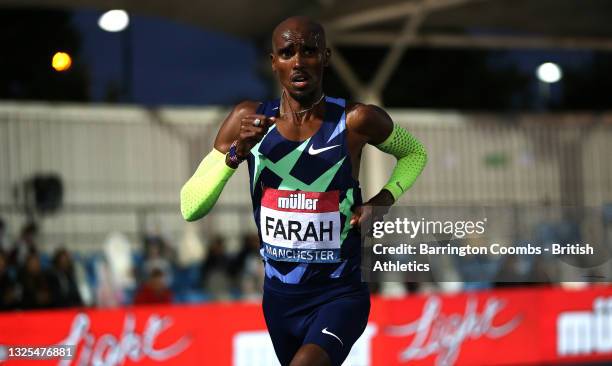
{"left": 291, "top": 73, "right": 310, "bottom": 88}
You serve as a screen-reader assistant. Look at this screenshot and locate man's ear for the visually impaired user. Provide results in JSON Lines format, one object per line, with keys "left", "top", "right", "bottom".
{"left": 270, "top": 53, "right": 276, "bottom": 72}
{"left": 324, "top": 48, "right": 331, "bottom": 67}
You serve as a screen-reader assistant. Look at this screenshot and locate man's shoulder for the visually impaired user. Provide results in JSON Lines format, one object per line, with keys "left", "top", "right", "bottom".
{"left": 346, "top": 101, "right": 375, "bottom": 118}
{"left": 345, "top": 101, "right": 390, "bottom": 130}
{"left": 342, "top": 100, "right": 393, "bottom": 144}
{"left": 232, "top": 100, "right": 262, "bottom": 117}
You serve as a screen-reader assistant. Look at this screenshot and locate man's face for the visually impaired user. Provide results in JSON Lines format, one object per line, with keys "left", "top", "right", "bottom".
{"left": 270, "top": 25, "right": 329, "bottom": 98}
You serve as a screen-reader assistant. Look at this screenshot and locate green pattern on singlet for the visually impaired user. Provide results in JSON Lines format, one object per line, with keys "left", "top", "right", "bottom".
{"left": 250, "top": 129, "right": 355, "bottom": 247}
{"left": 339, "top": 188, "right": 354, "bottom": 243}
{"left": 250, "top": 125, "right": 275, "bottom": 194}
{"left": 251, "top": 134, "right": 346, "bottom": 193}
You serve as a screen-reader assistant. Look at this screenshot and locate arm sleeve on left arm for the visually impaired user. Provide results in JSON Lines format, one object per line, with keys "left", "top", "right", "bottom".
{"left": 374, "top": 123, "right": 427, "bottom": 202}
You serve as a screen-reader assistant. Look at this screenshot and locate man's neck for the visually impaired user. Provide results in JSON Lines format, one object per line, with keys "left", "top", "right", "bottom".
{"left": 284, "top": 89, "right": 323, "bottom": 110}
{"left": 281, "top": 89, "right": 325, "bottom": 124}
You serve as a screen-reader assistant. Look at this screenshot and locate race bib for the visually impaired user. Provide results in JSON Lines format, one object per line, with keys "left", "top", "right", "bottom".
{"left": 260, "top": 188, "right": 342, "bottom": 263}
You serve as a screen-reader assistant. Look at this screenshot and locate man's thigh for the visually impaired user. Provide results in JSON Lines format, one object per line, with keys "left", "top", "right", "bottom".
{"left": 302, "top": 287, "right": 371, "bottom": 366}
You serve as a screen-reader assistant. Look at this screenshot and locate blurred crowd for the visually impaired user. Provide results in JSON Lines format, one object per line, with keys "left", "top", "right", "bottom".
{"left": 0, "top": 221, "right": 82, "bottom": 310}
{"left": 1, "top": 208, "right": 608, "bottom": 312}
{"left": 0, "top": 217, "right": 264, "bottom": 311}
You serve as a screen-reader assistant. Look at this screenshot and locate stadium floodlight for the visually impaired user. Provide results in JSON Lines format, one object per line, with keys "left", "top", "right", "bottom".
{"left": 51, "top": 52, "right": 72, "bottom": 72}
{"left": 536, "top": 62, "right": 562, "bottom": 83}
{"left": 98, "top": 10, "right": 130, "bottom": 32}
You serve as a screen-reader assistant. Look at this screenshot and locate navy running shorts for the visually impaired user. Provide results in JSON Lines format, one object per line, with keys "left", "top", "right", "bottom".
{"left": 262, "top": 280, "right": 371, "bottom": 366}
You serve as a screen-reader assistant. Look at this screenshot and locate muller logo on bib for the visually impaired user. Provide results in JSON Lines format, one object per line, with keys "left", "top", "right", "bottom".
{"left": 278, "top": 193, "right": 319, "bottom": 210}
{"left": 261, "top": 188, "right": 342, "bottom": 263}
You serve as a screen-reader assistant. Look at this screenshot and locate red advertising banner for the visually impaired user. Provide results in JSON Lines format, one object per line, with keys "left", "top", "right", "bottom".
{"left": 1, "top": 285, "right": 611, "bottom": 365}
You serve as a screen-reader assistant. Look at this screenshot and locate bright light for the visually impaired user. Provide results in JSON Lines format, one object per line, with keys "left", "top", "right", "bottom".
{"left": 52, "top": 52, "right": 72, "bottom": 72}
{"left": 98, "top": 10, "right": 129, "bottom": 32}
{"left": 536, "top": 62, "right": 562, "bottom": 83}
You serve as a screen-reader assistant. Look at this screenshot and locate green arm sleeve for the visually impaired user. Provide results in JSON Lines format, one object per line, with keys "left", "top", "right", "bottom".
{"left": 180, "top": 149, "right": 236, "bottom": 221}
{"left": 374, "top": 124, "right": 427, "bottom": 202}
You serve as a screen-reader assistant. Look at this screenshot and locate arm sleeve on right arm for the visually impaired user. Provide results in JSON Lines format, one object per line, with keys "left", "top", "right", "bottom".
{"left": 374, "top": 124, "right": 427, "bottom": 202}
{"left": 180, "top": 149, "right": 236, "bottom": 221}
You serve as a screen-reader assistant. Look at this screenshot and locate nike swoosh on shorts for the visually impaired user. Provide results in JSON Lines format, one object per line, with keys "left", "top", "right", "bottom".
{"left": 321, "top": 327, "right": 344, "bottom": 346}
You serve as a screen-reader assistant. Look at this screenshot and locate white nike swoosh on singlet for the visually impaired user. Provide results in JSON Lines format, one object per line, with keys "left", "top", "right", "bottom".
{"left": 308, "top": 144, "right": 340, "bottom": 155}
{"left": 321, "top": 328, "right": 344, "bottom": 346}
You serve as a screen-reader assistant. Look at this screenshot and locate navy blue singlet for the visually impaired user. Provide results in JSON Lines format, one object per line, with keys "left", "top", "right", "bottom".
{"left": 246, "top": 96, "right": 364, "bottom": 289}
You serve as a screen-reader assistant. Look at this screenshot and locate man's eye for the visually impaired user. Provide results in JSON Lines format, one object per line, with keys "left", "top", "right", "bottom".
{"left": 280, "top": 50, "right": 292, "bottom": 57}
{"left": 304, "top": 48, "right": 315, "bottom": 55}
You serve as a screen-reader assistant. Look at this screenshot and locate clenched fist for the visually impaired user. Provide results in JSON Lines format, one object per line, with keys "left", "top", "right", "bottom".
{"left": 235, "top": 114, "right": 276, "bottom": 158}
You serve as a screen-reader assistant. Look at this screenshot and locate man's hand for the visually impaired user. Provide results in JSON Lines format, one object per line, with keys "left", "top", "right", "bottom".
{"left": 349, "top": 189, "right": 395, "bottom": 227}
{"left": 235, "top": 114, "right": 276, "bottom": 157}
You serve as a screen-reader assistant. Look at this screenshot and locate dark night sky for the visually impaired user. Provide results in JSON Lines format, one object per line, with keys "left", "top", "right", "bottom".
{"left": 488, "top": 49, "right": 593, "bottom": 108}
{"left": 43, "top": 9, "right": 599, "bottom": 110}
{"left": 71, "top": 10, "right": 267, "bottom": 106}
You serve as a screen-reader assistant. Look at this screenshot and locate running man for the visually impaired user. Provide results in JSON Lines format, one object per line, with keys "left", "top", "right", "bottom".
{"left": 180, "top": 16, "right": 427, "bottom": 366}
